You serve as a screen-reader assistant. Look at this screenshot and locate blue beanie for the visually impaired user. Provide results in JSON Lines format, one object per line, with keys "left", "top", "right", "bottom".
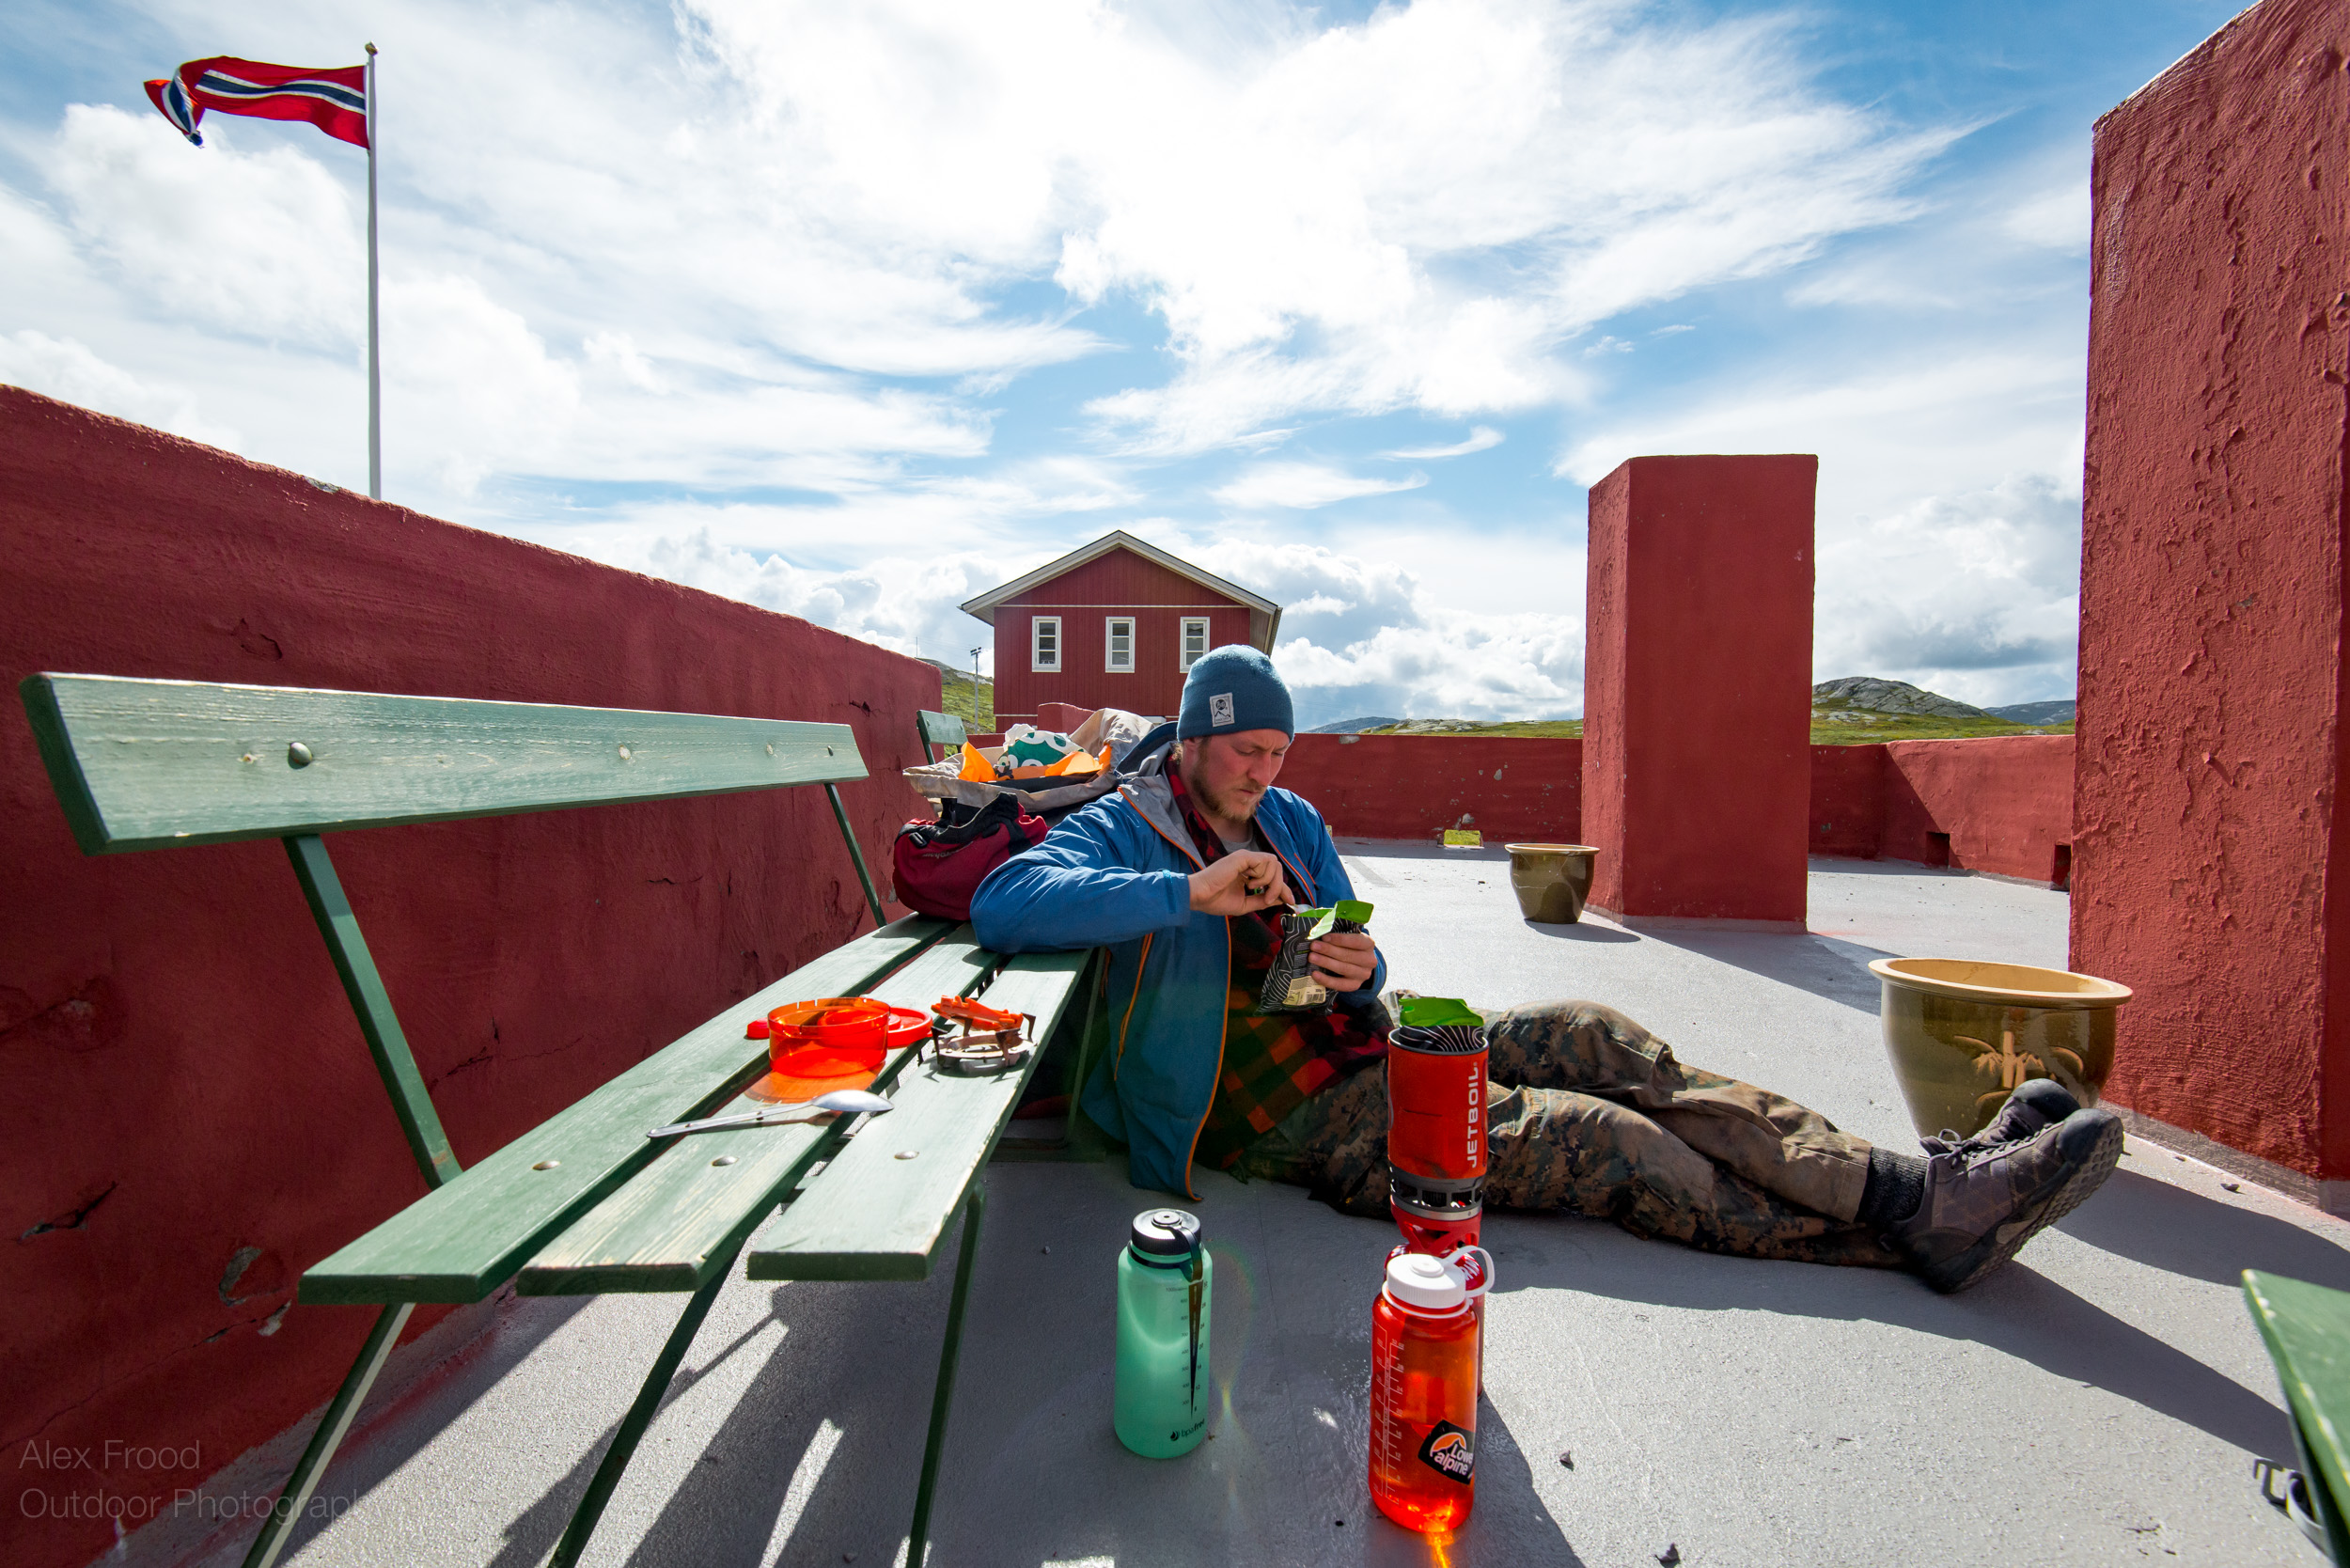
{"left": 1178, "top": 646, "right": 1293, "bottom": 739}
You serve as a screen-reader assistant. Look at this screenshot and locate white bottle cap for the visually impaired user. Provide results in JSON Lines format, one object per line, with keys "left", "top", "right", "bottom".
{"left": 1385, "top": 1252, "right": 1468, "bottom": 1312}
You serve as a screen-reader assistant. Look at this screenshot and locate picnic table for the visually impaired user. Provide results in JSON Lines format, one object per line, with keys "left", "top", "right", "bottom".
{"left": 21, "top": 673, "right": 1101, "bottom": 1568}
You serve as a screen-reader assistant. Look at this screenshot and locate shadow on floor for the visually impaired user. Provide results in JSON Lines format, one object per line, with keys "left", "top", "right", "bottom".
{"left": 2057, "top": 1168, "right": 2350, "bottom": 1291}
{"left": 477, "top": 1221, "right": 1584, "bottom": 1568}
{"left": 1485, "top": 1211, "right": 2293, "bottom": 1464}
{"left": 1525, "top": 919, "right": 1639, "bottom": 945}
{"left": 1632, "top": 928, "right": 1898, "bottom": 1013}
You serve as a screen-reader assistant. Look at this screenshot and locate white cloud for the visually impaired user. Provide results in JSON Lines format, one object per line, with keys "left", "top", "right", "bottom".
{"left": 1382, "top": 426, "right": 1503, "bottom": 460}
{"left": 1184, "top": 538, "right": 1582, "bottom": 724}
{"left": 1213, "top": 462, "right": 1428, "bottom": 510}
{"left": 1557, "top": 350, "right": 2081, "bottom": 520}
{"left": 2002, "top": 180, "right": 2091, "bottom": 253}
{"left": 682, "top": 0, "right": 1940, "bottom": 454}
{"left": 47, "top": 104, "right": 363, "bottom": 347}
{"left": 0, "top": 329, "right": 238, "bottom": 447}
{"left": 1814, "top": 473, "right": 2080, "bottom": 706}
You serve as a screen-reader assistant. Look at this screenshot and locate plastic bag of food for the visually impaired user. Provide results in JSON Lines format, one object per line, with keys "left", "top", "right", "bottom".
{"left": 1255, "top": 900, "right": 1374, "bottom": 1012}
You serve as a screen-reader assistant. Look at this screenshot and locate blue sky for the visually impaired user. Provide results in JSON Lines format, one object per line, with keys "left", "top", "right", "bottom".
{"left": 0, "top": 0, "right": 2245, "bottom": 726}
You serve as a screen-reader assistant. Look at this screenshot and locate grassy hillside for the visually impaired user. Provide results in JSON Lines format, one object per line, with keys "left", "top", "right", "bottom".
{"left": 1364, "top": 719, "right": 1584, "bottom": 738}
{"left": 933, "top": 666, "right": 995, "bottom": 731}
{"left": 1358, "top": 710, "right": 2073, "bottom": 745}
{"left": 1808, "top": 710, "right": 2074, "bottom": 745}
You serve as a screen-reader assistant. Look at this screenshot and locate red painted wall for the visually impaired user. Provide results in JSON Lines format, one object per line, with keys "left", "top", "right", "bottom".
{"left": 1809, "top": 744, "right": 1888, "bottom": 862}
{"left": 2071, "top": 0, "right": 2350, "bottom": 1182}
{"left": 1583, "top": 455, "right": 1816, "bottom": 923}
{"left": 992, "top": 550, "right": 1251, "bottom": 724}
{"left": 1277, "top": 735, "right": 1583, "bottom": 842}
{"left": 1883, "top": 736, "right": 2075, "bottom": 885}
{"left": 1034, "top": 700, "right": 1096, "bottom": 734}
{"left": 0, "top": 387, "right": 932, "bottom": 1568}
{"left": 1270, "top": 732, "right": 2071, "bottom": 889}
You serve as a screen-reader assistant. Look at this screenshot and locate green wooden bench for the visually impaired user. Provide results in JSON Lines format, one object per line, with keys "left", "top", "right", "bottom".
{"left": 2245, "top": 1270, "right": 2350, "bottom": 1560}
{"left": 21, "top": 673, "right": 1099, "bottom": 1568}
{"left": 916, "top": 706, "right": 967, "bottom": 763}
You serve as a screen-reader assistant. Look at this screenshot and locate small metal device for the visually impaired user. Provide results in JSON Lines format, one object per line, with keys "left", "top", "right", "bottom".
{"left": 930, "top": 996, "right": 1036, "bottom": 1076}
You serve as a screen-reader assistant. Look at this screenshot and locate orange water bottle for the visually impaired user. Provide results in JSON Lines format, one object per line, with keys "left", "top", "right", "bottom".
{"left": 1369, "top": 1252, "right": 1479, "bottom": 1532}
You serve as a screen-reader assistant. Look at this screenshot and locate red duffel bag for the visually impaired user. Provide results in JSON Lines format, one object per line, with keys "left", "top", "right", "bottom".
{"left": 890, "top": 793, "right": 1048, "bottom": 921}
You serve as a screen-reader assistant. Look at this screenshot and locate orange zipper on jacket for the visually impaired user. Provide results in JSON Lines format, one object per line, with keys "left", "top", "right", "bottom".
{"left": 1114, "top": 933, "right": 1153, "bottom": 1070}
{"left": 1176, "top": 917, "right": 1230, "bottom": 1202}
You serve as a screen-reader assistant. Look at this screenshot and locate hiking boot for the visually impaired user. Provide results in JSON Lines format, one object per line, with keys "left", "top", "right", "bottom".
{"left": 1957, "top": 1076, "right": 2081, "bottom": 1152}
{"left": 1890, "top": 1104, "right": 2123, "bottom": 1293}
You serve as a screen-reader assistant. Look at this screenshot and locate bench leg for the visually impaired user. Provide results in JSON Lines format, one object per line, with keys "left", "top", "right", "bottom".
{"left": 548, "top": 1246, "right": 740, "bottom": 1568}
{"left": 908, "top": 1179, "right": 986, "bottom": 1566}
{"left": 993, "top": 951, "right": 1111, "bottom": 1161}
{"left": 823, "top": 781, "right": 887, "bottom": 929}
{"left": 240, "top": 1301, "right": 412, "bottom": 1568}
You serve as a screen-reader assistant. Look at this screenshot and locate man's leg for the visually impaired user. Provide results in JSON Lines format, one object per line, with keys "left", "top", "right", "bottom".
{"left": 1475, "top": 999, "right": 2124, "bottom": 1289}
{"left": 1481, "top": 1077, "right": 1904, "bottom": 1268}
{"left": 1480, "top": 1000, "right": 1872, "bottom": 1223}
{"left": 1241, "top": 1058, "right": 1903, "bottom": 1269}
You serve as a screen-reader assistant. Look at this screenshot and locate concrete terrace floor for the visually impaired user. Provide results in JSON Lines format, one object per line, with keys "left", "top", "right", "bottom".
{"left": 153, "top": 852, "right": 2350, "bottom": 1568}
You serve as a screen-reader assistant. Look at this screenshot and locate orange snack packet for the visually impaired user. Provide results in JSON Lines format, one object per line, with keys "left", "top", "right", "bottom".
{"left": 958, "top": 743, "right": 995, "bottom": 782}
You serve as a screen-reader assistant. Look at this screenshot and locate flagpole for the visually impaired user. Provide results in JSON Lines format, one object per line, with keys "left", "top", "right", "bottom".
{"left": 365, "top": 42, "right": 380, "bottom": 500}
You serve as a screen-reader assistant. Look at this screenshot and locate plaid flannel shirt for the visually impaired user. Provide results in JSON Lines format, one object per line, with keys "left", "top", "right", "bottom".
{"left": 1167, "top": 769, "right": 1386, "bottom": 1169}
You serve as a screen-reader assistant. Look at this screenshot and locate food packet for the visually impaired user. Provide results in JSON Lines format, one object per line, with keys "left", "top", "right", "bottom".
{"left": 1255, "top": 900, "right": 1373, "bottom": 1013}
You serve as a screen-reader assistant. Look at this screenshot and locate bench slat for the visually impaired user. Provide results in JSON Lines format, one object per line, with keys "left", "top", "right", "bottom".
{"left": 515, "top": 934, "right": 1001, "bottom": 1295}
{"left": 915, "top": 708, "right": 967, "bottom": 759}
{"left": 299, "top": 916, "right": 951, "bottom": 1306}
{"left": 22, "top": 674, "right": 868, "bottom": 854}
{"left": 746, "top": 949, "right": 1093, "bottom": 1283}
{"left": 2244, "top": 1269, "right": 2350, "bottom": 1543}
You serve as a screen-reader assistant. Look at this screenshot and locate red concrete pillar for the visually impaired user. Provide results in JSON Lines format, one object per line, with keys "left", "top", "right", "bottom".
{"left": 2073, "top": 0, "right": 2350, "bottom": 1201}
{"left": 1581, "top": 455, "right": 1816, "bottom": 927}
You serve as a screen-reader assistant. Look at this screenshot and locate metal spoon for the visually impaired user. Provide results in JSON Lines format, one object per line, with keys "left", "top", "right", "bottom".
{"left": 647, "top": 1089, "right": 895, "bottom": 1140}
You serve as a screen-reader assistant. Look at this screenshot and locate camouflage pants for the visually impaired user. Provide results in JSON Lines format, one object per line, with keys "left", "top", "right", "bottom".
{"left": 1241, "top": 999, "right": 1905, "bottom": 1269}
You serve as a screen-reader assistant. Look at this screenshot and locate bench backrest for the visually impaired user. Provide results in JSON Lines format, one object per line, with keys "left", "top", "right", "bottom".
{"left": 915, "top": 707, "right": 967, "bottom": 763}
{"left": 23, "top": 674, "right": 869, "bottom": 853}
{"left": 20, "top": 672, "right": 889, "bottom": 1190}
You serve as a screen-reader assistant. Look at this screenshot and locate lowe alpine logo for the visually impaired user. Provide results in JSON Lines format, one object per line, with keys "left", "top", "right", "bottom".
{"left": 1418, "top": 1420, "right": 1474, "bottom": 1482}
{"left": 1209, "top": 692, "right": 1235, "bottom": 727}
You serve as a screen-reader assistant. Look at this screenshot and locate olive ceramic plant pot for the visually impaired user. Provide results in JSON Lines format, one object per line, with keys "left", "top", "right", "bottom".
{"left": 1503, "top": 843, "right": 1599, "bottom": 924}
{"left": 1867, "top": 958, "right": 2133, "bottom": 1141}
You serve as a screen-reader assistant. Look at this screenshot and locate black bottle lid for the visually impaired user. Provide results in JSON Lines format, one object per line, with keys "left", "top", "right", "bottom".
{"left": 1130, "top": 1208, "right": 1202, "bottom": 1257}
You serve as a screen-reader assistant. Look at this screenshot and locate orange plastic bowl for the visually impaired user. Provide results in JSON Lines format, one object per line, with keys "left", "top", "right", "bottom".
{"left": 767, "top": 996, "right": 888, "bottom": 1074}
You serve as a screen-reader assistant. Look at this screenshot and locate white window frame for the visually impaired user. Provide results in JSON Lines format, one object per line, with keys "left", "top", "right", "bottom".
{"left": 1179, "top": 616, "right": 1210, "bottom": 671}
{"left": 1031, "top": 615, "right": 1060, "bottom": 672}
{"left": 1104, "top": 616, "right": 1135, "bottom": 673}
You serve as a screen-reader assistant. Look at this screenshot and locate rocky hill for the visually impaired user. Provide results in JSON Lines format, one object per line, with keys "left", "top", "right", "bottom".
{"left": 1986, "top": 698, "right": 2076, "bottom": 724}
{"left": 1810, "top": 676, "right": 1992, "bottom": 720}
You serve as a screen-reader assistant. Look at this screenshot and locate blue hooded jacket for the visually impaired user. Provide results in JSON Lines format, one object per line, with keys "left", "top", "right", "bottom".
{"left": 968, "top": 740, "right": 1386, "bottom": 1199}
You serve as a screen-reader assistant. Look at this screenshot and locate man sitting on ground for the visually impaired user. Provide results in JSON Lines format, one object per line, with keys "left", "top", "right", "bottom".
{"left": 970, "top": 648, "right": 2123, "bottom": 1292}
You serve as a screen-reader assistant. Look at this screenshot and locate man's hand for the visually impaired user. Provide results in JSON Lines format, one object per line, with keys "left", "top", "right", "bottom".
{"left": 1308, "top": 930, "right": 1378, "bottom": 995}
{"left": 1189, "top": 851, "right": 1293, "bottom": 916}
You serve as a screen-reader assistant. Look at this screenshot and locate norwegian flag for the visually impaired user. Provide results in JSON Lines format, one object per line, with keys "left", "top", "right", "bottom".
{"left": 144, "top": 56, "right": 368, "bottom": 149}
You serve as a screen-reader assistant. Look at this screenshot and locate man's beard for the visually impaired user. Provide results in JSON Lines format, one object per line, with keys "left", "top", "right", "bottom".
{"left": 1183, "top": 755, "right": 1261, "bottom": 823}
{"left": 1202, "top": 778, "right": 1262, "bottom": 822}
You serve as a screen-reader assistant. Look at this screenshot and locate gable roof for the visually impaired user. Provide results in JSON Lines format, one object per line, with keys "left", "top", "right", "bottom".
{"left": 960, "top": 530, "right": 1283, "bottom": 649}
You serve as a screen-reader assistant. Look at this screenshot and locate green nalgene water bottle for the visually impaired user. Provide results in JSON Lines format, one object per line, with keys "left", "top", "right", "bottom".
{"left": 1114, "top": 1208, "right": 1212, "bottom": 1457}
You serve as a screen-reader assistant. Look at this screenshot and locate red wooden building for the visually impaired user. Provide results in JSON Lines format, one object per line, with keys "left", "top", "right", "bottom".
{"left": 961, "top": 531, "right": 1282, "bottom": 725}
